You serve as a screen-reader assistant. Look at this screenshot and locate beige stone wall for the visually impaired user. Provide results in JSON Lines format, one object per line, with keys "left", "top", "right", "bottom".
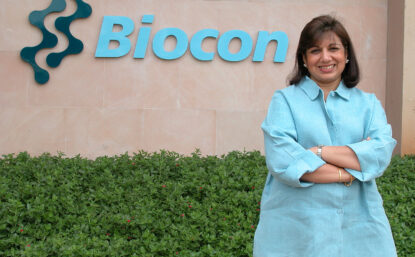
{"left": 402, "top": 0, "right": 415, "bottom": 154}
{"left": 386, "top": 0, "right": 404, "bottom": 155}
{"left": 0, "top": 0, "right": 388, "bottom": 158}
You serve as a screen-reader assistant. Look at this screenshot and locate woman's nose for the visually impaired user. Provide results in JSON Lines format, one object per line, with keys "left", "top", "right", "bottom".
{"left": 321, "top": 49, "right": 331, "bottom": 62}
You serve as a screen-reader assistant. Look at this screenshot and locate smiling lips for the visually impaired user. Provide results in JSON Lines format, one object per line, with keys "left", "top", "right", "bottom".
{"left": 319, "top": 64, "right": 335, "bottom": 72}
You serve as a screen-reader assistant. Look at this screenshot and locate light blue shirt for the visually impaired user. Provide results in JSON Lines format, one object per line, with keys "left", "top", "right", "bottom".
{"left": 254, "top": 77, "right": 397, "bottom": 257}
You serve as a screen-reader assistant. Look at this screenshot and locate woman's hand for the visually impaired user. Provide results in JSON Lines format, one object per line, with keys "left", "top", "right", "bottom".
{"left": 344, "top": 170, "right": 356, "bottom": 182}
{"left": 309, "top": 146, "right": 318, "bottom": 155}
{"left": 301, "top": 165, "right": 356, "bottom": 184}
{"left": 309, "top": 137, "right": 369, "bottom": 155}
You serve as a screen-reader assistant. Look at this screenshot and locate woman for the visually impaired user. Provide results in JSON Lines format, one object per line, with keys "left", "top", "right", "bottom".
{"left": 253, "top": 15, "right": 397, "bottom": 257}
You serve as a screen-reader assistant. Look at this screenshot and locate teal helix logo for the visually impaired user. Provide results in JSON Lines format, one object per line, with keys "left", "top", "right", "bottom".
{"left": 20, "top": 0, "right": 92, "bottom": 85}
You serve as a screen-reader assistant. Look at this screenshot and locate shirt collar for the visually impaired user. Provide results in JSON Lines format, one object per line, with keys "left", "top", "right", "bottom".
{"left": 333, "top": 80, "right": 350, "bottom": 100}
{"left": 299, "top": 76, "right": 350, "bottom": 101}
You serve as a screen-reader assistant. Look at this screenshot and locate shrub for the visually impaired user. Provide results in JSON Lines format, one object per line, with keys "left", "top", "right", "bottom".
{"left": 0, "top": 151, "right": 413, "bottom": 256}
{"left": 377, "top": 155, "right": 415, "bottom": 256}
{"left": 0, "top": 151, "right": 266, "bottom": 256}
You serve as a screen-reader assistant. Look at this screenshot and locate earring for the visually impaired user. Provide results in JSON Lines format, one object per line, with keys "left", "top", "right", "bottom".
{"left": 346, "top": 59, "right": 349, "bottom": 63}
{"left": 303, "top": 63, "right": 307, "bottom": 68}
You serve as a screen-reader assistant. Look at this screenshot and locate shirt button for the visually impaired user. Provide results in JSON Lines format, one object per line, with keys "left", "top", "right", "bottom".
{"left": 337, "top": 209, "right": 343, "bottom": 214}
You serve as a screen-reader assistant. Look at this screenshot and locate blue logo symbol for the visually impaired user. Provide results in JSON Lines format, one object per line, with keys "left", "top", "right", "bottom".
{"left": 20, "top": 0, "right": 92, "bottom": 85}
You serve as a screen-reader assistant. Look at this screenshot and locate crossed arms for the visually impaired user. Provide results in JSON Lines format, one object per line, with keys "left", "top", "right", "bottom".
{"left": 300, "top": 143, "right": 367, "bottom": 184}
{"left": 263, "top": 91, "right": 396, "bottom": 188}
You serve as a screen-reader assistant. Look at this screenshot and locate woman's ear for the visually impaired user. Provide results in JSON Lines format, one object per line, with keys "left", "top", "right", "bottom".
{"left": 302, "top": 55, "right": 307, "bottom": 68}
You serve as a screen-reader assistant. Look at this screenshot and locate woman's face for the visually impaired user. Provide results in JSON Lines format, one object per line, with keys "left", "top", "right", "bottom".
{"left": 303, "top": 31, "right": 348, "bottom": 90}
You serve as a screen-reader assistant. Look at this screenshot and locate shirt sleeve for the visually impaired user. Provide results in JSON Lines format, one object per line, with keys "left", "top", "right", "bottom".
{"left": 345, "top": 95, "right": 397, "bottom": 181}
{"left": 262, "top": 91, "right": 326, "bottom": 188}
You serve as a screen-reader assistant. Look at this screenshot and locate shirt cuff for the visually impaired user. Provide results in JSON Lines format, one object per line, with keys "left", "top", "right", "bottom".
{"left": 344, "top": 168, "right": 364, "bottom": 181}
{"left": 346, "top": 141, "right": 379, "bottom": 182}
{"left": 278, "top": 150, "right": 326, "bottom": 187}
{"left": 347, "top": 140, "right": 372, "bottom": 158}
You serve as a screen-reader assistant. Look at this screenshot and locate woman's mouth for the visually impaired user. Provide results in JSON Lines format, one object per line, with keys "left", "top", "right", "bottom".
{"left": 319, "top": 64, "right": 335, "bottom": 72}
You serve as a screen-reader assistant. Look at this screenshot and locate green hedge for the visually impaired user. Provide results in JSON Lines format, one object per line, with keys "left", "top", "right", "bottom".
{"left": 0, "top": 151, "right": 414, "bottom": 256}
{"left": 376, "top": 155, "right": 415, "bottom": 256}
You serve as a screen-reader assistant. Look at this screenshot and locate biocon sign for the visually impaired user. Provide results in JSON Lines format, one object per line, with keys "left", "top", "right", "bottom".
{"left": 95, "top": 15, "right": 289, "bottom": 63}
{"left": 21, "top": 0, "right": 290, "bottom": 85}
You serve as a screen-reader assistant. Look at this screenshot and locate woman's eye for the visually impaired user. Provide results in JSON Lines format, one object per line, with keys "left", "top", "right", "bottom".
{"left": 310, "top": 49, "right": 320, "bottom": 54}
{"left": 330, "top": 47, "right": 339, "bottom": 51}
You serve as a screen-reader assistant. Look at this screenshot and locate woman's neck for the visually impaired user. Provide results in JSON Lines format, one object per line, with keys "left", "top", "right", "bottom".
{"left": 317, "top": 81, "right": 341, "bottom": 101}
